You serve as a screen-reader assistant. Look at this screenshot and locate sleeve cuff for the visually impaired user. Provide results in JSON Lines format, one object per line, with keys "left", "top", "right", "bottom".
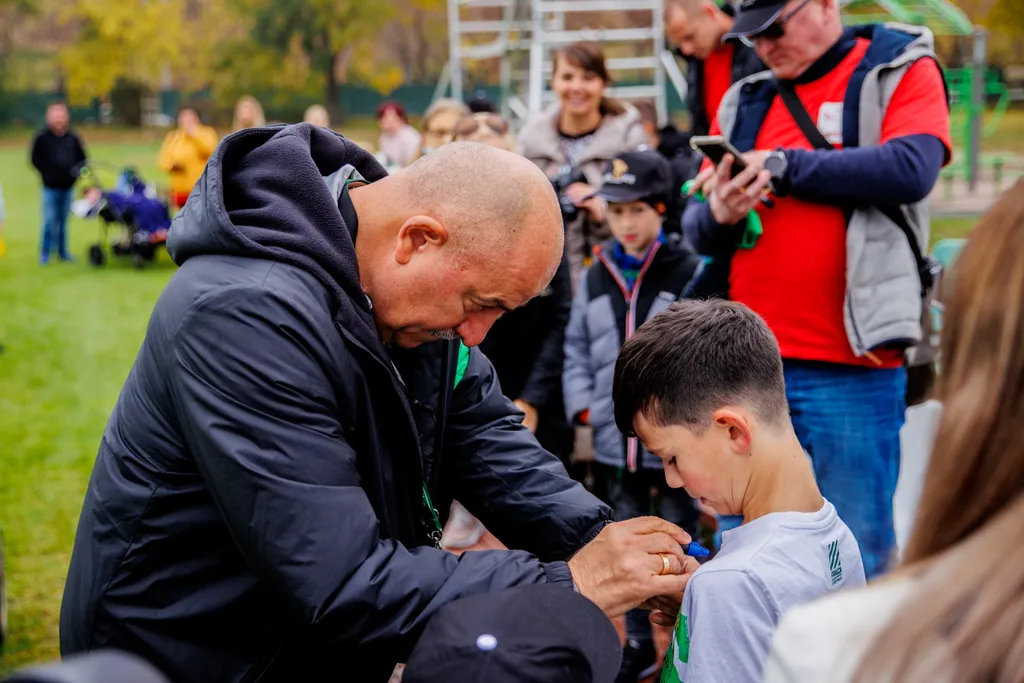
{"left": 542, "top": 561, "right": 575, "bottom": 587}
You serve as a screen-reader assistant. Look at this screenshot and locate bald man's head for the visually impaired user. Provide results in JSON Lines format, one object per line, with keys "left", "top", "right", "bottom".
{"left": 352, "top": 141, "right": 565, "bottom": 349}
{"left": 397, "top": 141, "right": 563, "bottom": 263}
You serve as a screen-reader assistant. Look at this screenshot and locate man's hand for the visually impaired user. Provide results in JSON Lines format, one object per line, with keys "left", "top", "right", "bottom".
{"left": 513, "top": 399, "right": 539, "bottom": 433}
{"left": 568, "top": 517, "right": 693, "bottom": 618}
{"left": 565, "top": 182, "right": 607, "bottom": 223}
{"left": 642, "top": 556, "right": 700, "bottom": 627}
{"left": 687, "top": 153, "right": 772, "bottom": 226}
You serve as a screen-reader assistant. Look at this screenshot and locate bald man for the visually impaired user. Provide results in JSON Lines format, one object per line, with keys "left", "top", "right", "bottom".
{"left": 59, "top": 125, "right": 695, "bottom": 683}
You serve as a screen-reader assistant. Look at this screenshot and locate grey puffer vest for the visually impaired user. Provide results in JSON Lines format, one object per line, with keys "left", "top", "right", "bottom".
{"left": 717, "top": 23, "right": 942, "bottom": 358}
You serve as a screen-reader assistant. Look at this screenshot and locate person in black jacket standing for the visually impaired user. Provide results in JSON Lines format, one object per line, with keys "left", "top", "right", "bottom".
{"left": 30, "top": 101, "right": 86, "bottom": 264}
{"left": 59, "top": 127, "right": 698, "bottom": 683}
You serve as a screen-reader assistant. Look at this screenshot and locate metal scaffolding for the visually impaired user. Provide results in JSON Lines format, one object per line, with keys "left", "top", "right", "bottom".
{"left": 441, "top": 0, "right": 686, "bottom": 127}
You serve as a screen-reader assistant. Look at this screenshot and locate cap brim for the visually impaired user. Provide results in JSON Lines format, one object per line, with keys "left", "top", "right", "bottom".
{"left": 588, "top": 187, "right": 649, "bottom": 204}
{"left": 723, "top": 4, "right": 786, "bottom": 38}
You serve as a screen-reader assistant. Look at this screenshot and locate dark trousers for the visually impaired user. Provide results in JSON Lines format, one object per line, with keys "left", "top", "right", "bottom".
{"left": 596, "top": 464, "right": 700, "bottom": 649}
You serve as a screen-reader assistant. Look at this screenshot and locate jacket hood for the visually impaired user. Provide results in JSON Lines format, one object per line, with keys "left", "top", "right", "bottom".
{"left": 167, "top": 123, "right": 388, "bottom": 332}
{"left": 852, "top": 22, "right": 935, "bottom": 54}
{"left": 518, "top": 102, "right": 646, "bottom": 167}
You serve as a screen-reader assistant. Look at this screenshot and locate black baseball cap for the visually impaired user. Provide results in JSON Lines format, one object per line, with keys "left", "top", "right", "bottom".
{"left": 589, "top": 149, "right": 672, "bottom": 205}
{"left": 724, "top": 0, "right": 788, "bottom": 38}
{"left": 402, "top": 584, "right": 622, "bottom": 683}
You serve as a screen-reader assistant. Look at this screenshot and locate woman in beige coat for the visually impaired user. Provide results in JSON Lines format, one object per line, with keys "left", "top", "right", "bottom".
{"left": 518, "top": 41, "right": 648, "bottom": 287}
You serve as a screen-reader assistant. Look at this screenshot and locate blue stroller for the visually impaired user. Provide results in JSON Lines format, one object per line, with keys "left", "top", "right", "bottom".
{"left": 75, "top": 166, "right": 171, "bottom": 269}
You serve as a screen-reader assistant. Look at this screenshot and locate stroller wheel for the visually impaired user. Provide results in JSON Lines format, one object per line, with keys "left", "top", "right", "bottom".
{"left": 88, "top": 244, "right": 106, "bottom": 267}
{"left": 0, "top": 529, "right": 7, "bottom": 649}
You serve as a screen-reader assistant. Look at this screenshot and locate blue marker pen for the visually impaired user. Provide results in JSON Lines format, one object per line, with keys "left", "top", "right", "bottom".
{"left": 682, "top": 541, "right": 711, "bottom": 559}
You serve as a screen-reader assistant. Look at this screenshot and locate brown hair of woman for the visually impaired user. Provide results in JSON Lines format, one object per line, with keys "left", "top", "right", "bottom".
{"left": 854, "top": 178, "right": 1024, "bottom": 683}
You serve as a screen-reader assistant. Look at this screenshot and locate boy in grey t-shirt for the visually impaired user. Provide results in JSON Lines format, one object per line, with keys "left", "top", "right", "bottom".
{"left": 613, "top": 300, "right": 866, "bottom": 683}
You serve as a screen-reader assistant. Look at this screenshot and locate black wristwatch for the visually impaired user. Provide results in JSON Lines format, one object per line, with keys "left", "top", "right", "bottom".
{"left": 763, "top": 150, "right": 788, "bottom": 182}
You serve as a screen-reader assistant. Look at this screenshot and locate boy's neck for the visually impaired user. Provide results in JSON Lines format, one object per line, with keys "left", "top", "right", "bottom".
{"left": 741, "top": 431, "right": 824, "bottom": 524}
{"left": 621, "top": 239, "right": 655, "bottom": 260}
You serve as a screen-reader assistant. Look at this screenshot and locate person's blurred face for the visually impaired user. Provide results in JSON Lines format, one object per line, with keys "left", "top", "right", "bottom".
{"left": 551, "top": 59, "right": 605, "bottom": 119}
{"left": 236, "top": 100, "right": 257, "bottom": 127}
{"left": 421, "top": 109, "right": 462, "bottom": 153}
{"left": 666, "top": 3, "right": 722, "bottom": 60}
{"left": 368, "top": 216, "right": 558, "bottom": 349}
{"left": 608, "top": 201, "right": 663, "bottom": 258}
{"left": 751, "top": 0, "right": 830, "bottom": 80}
{"left": 46, "top": 104, "right": 69, "bottom": 134}
{"left": 378, "top": 108, "right": 405, "bottom": 135}
{"left": 178, "top": 108, "right": 199, "bottom": 130}
{"left": 452, "top": 114, "right": 512, "bottom": 150}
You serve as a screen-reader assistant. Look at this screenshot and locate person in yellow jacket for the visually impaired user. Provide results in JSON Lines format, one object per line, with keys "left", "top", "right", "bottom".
{"left": 158, "top": 107, "right": 218, "bottom": 209}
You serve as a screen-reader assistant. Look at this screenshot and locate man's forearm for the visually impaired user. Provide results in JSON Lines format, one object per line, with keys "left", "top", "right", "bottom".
{"left": 782, "top": 134, "right": 946, "bottom": 206}
{"left": 682, "top": 200, "right": 742, "bottom": 257}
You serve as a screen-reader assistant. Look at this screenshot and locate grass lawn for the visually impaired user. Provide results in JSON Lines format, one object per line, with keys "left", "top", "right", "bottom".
{"left": 0, "top": 131, "right": 985, "bottom": 673}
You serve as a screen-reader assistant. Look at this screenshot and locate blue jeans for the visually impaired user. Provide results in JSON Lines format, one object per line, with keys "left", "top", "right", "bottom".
{"left": 784, "top": 359, "right": 906, "bottom": 578}
{"left": 41, "top": 186, "right": 73, "bottom": 261}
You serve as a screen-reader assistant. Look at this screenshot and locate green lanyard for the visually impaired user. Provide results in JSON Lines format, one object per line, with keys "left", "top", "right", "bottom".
{"left": 421, "top": 484, "right": 443, "bottom": 546}
{"left": 414, "top": 343, "right": 471, "bottom": 548}
{"left": 682, "top": 180, "right": 763, "bottom": 249}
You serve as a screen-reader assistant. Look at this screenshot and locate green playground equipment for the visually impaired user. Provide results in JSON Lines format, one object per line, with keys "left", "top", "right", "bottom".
{"left": 840, "top": 0, "right": 1012, "bottom": 193}
{"left": 841, "top": 0, "right": 972, "bottom": 34}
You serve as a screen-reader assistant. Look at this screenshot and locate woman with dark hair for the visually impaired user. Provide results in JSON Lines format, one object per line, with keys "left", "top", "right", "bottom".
{"left": 518, "top": 41, "right": 649, "bottom": 287}
{"left": 376, "top": 101, "right": 421, "bottom": 168}
{"left": 763, "top": 180, "right": 1024, "bottom": 683}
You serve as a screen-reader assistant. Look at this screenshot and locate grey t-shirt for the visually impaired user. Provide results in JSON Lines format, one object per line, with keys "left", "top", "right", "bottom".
{"left": 662, "top": 500, "right": 866, "bottom": 683}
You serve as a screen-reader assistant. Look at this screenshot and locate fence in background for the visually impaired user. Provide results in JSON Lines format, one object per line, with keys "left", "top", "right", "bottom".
{"left": 0, "top": 81, "right": 689, "bottom": 128}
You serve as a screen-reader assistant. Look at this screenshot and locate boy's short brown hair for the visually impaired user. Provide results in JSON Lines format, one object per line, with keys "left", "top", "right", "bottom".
{"left": 613, "top": 299, "right": 789, "bottom": 436}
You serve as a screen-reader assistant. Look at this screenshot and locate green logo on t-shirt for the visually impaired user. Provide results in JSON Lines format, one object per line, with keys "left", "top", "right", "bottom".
{"left": 661, "top": 614, "right": 689, "bottom": 683}
{"left": 828, "top": 539, "right": 843, "bottom": 585}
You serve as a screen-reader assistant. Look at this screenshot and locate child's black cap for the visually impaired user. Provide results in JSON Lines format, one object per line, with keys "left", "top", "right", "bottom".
{"left": 589, "top": 149, "right": 672, "bottom": 204}
{"left": 402, "top": 584, "right": 622, "bottom": 683}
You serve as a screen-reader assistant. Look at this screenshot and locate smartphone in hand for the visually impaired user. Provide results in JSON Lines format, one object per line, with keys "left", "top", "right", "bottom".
{"left": 690, "top": 136, "right": 748, "bottom": 178}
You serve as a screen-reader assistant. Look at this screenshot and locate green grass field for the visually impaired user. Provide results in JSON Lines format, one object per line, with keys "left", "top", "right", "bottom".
{"left": 0, "top": 130, "right": 988, "bottom": 673}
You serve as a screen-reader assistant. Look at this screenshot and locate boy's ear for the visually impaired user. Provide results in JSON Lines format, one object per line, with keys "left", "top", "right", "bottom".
{"left": 712, "top": 408, "right": 753, "bottom": 455}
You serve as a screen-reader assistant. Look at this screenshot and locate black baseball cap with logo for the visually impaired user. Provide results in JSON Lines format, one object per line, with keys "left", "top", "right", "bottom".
{"left": 724, "top": 0, "right": 789, "bottom": 38}
{"left": 589, "top": 149, "right": 672, "bottom": 205}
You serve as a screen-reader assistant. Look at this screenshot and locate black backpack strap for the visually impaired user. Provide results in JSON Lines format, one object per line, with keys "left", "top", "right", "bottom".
{"left": 774, "top": 81, "right": 932, "bottom": 296}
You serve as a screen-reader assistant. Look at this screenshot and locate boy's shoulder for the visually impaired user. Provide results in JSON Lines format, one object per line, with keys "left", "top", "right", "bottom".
{"left": 700, "top": 501, "right": 866, "bottom": 608}
{"left": 653, "top": 234, "right": 703, "bottom": 288}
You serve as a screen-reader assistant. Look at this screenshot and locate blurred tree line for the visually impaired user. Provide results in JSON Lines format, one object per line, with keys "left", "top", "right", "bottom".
{"left": 0, "top": 0, "right": 1022, "bottom": 126}
{"left": 0, "top": 0, "right": 449, "bottom": 124}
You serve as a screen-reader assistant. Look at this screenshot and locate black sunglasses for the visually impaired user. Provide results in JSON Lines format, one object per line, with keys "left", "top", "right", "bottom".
{"left": 740, "top": 0, "right": 813, "bottom": 46}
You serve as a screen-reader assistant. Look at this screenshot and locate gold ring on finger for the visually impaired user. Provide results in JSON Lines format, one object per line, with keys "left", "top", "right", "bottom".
{"left": 658, "top": 553, "right": 672, "bottom": 576}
